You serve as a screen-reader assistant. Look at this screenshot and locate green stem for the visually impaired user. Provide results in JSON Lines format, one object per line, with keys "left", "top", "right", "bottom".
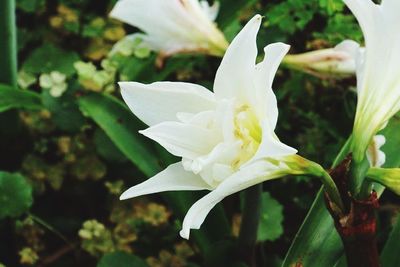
{"left": 0, "top": 0, "right": 17, "bottom": 87}
{"left": 237, "top": 184, "right": 262, "bottom": 266}
{"left": 350, "top": 156, "right": 370, "bottom": 199}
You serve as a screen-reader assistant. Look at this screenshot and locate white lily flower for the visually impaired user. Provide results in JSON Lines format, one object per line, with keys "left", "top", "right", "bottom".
{"left": 119, "top": 15, "right": 340, "bottom": 239}
{"left": 344, "top": 0, "right": 400, "bottom": 163}
{"left": 110, "top": 0, "right": 229, "bottom": 58}
{"left": 283, "top": 41, "right": 362, "bottom": 78}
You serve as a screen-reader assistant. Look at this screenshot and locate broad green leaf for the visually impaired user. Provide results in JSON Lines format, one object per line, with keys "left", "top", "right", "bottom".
{"left": 97, "top": 251, "right": 149, "bottom": 267}
{"left": 22, "top": 44, "right": 80, "bottom": 76}
{"left": 283, "top": 118, "right": 400, "bottom": 267}
{"left": 94, "top": 128, "right": 128, "bottom": 163}
{"left": 78, "top": 92, "right": 230, "bottom": 252}
{"left": 0, "top": 171, "right": 33, "bottom": 219}
{"left": 381, "top": 215, "right": 400, "bottom": 267}
{"left": 257, "top": 192, "right": 284, "bottom": 242}
{"left": 78, "top": 93, "right": 159, "bottom": 176}
{"left": 0, "top": 84, "right": 42, "bottom": 112}
{"left": 41, "top": 90, "right": 85, "bottom": 133}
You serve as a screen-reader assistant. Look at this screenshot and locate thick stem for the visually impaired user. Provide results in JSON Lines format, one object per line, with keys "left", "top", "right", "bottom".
{"left": 334, "top": 192, "right": 380, "bottom": 267}
{"left": 0, "top": 0, "right": 17, "bottom": 87}
{"left": 325, "top": 157, "right": 381, "bottom": 267}
{"left": 237, "top": 184, "right": 262, "bottom": 266}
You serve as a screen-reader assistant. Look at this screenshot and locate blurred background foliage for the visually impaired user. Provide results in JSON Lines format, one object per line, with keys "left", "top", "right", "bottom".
{"left": 0, "top": 0, "right": 398, "bottom": 266}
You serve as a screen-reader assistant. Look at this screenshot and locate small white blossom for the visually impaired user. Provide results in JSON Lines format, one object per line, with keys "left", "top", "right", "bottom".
{"left": 110, "top": 0, "right": 229, "bottom": 58}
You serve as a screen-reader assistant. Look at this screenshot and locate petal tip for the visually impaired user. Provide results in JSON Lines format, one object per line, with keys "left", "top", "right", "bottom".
{"left": 179, "top": 229, "right": 190, "bottom": 240}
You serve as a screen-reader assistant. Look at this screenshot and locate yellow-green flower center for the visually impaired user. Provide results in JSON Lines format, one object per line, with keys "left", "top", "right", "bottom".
{"left": 232, "top": 104, "right": 262, "bottom": 169}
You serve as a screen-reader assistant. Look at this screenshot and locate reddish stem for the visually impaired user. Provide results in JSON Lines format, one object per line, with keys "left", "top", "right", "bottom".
{"left": 325, "top": 156, "right": 381, "bottom": 267}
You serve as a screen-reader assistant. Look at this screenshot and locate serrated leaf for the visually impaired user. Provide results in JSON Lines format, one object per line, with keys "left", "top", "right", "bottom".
{"left": 0, "top": 84, "right": 42, "bottom": 112}
{"left": 97, "top": 251, "right": 149, "bottom": 267}
{"left": 0, "top": 172, "right": 33, "bottom": 219}
{"left": 22, "top": 44, "right": 80, "bottom": 76}
{"left": 257, "top": 192, "right": 284, "bottom": 242}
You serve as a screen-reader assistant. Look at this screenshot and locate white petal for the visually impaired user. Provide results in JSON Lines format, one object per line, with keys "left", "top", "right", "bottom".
{"left": 253, "top": 43, "right": 290, "bottom": 127}
{"left": 245, "top": 119, "right": 297, "bottom": 167}
{"left": 180, "top": 161, "right": 286, "bottom": 239}
{"left": 120, "top": 162, "right": 212, "bottom": 200}
{"left": 343, "top": 0, "right": 376, "bottom": 40}
{"left": 213, "top": 15, "right": 262, "bottom": 100}
{"left": 140, "top": 121, "right": 220, "bottom": 159}
{"left": 110, "top": 0, "right": 188, "bottom": 40}
{"left": 200, "top": 0, "right": 219, "bottom": 21}
{"left": 120, "top": 81, "right": 216, "bottom": 126}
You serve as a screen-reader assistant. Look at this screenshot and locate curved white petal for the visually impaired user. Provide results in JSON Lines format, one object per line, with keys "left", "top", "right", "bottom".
{"left": 140, "top": 121, "right": 220, "bottom": 159}
{"left": 180, "top": 161, "right": 287, "bottom": 239}
{"left": 344, "top": 0, "right": 400, "bottom": 161}
{"left": 120, "top": 162, "right": 212, "bottom": 200}
{"left": 120, "top": 81, "right": 216, "bottom": 126}
{"left": 244, "top": 119, "right": 297, "bottom": 168}
{"left": 214, "top": 15, "right": 262, "bottom": 101}
{"left": 253, "top": 43, "right": 290, "bottom": 127}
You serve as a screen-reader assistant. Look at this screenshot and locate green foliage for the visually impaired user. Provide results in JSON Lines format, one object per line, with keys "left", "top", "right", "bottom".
{"left": 0, "top": 84, "right": 42, "bottom": 112}
{"left": 78, "top": 93, "right": 159, "bottom": 176}
{"left": 98, "top": 251, "right": 149, "bottom": 267}
{"left": 0, "top": 172, "right": 33, "bottom": 219}
{"left": 257, "top": 192, "right": 284, "bottom": 242}
{"left": 3, "top": 0, "right": 400, "bottom": 266}
{"left": 381, "top": 215, "right": 400, "bottom": 267}
{"left": 22, "top": 44, "right": 79, "bottom": 76}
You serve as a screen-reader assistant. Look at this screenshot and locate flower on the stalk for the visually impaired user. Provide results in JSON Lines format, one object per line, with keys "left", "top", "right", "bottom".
{"left": 118, "top": 15, "right": 340, "bottom": 239}
{"left": 283, "top": 41, "right": 361, "bottom": 78}
{"left": 110, "top": 0, "right": 229, "bottom": 58}
{"left": 344, "top": 0, "right": 400, "bottom": 163}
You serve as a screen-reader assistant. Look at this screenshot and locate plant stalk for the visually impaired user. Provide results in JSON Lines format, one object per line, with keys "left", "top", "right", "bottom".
{"left": 237, "top": 184, "right": 262, "bottom": 267}
{"left": 325, "top": 157, "right": 381, "bottom": 267}
{"left": 0, "top": 0, "right": 18, "bottom": 87}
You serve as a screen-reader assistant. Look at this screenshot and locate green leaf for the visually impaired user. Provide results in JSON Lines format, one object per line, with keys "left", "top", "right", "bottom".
{"left": 257, "top": 192, "right": 284, "bottom": 242}
{"left": 17, "top": 0, "right": 45, "bottom": 13}
{"left": 0, "top": 84, "right": 42, "bottom": 112}
{"left": 78, "top": 93, "right": 159, "bottom": 176}
{"left": 22, "top": 44, "right": 80, "bottom": 76}
{"left": 41, "top": 90, "right": 85, "bottom": 133}
{"left": 0, "top": 171, "right": 33, "bottom": 219}
{"left": 97, "top": 251, "right": 149, "bottom": 267}
{"left": 283, "top": 117, "right": 400, "bottom": 267}
{"left": 381, "top": 215, "right": 400, "bottom": 267}
{"left": 94, "top": 128, "right": 128, "bottom": 163}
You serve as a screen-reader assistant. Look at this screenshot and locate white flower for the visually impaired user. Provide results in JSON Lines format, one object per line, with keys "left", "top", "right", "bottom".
{"left": 344, "top": 0, "right": 400, "bottom": 162}
{"left": 118, "top": 15, "right": 338, "bottom": 239}
{"left": 110, "top": 0, "right": 229, "bottom": 58}
{"left": 283, "top": 40, "right": 362, "bottom": 78}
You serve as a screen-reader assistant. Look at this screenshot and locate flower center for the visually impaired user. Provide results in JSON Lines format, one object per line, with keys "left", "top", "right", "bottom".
{"left": 231, "top": 104, "right": 262, "bottom": 169}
